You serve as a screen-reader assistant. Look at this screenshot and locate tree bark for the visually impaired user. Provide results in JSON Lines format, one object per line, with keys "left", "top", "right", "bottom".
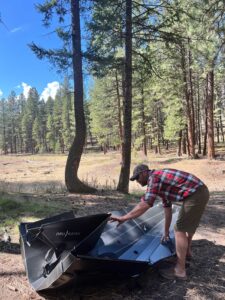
{"left": 1, "top": 99, "right": 7, "bottom": 154}
{"left": 216, "top": 121, "right": 220, "bottom": 143}
{"left": 197, "top": 78, "right": 201, "bottom": 154}
{"left": 117, "top": 0, "right": 132, "bottom": 193}
{"left": 140, "top": 86, "right": 147, "bottom": 156}
{"left": 220, "top": 114, "right": 224, "bottom": 142}
{"left": 180, "top": 44, "right": 195, "bottom": 158}
{"left": 206, "top": 71, "right": 215, "bottom": 159}
{"left": 115, "top": 70, "right": 124, "bottom": 149}
{"left": 203, "top": 103, "right": 208, "bottom": 156}
{"left": 187, "top": 39, "right": 196, "bottom": 145}
{"left": 182, "top": 131, "right": 187, "bottom": 155}
{"left": 65, "top": 0, "right": 96, "bottom": 193}
{"left": 156, "top": 106, "right": 161, "bottom": 155}
{"left": 186, "top": 125, "right": 190, "bottom": 156}
{"left": 177, "top": 130, "right": 182, "bottom": 156}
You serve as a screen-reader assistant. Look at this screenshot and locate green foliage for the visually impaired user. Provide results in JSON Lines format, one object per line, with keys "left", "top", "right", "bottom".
{"left": 46, "top": 114, "right": 56, "bottom": 151}
{"left": 29, "top": 0, "right": 72, "bottom": 72}
{"left": 0, "top": 79, "right": 77, "bottom": 154}
{"left": 61, "top": 78, "right": 74, "bottom": 151}
{"left": 1, "top": 0, "right": 225, "bottom": 156}
{"left": 89, "top": 76, "right": 121, "bottom": 148}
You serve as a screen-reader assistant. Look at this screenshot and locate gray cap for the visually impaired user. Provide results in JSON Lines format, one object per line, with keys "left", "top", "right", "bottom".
{"left": 130, "top": 164, "right": 149, "bottom": 181}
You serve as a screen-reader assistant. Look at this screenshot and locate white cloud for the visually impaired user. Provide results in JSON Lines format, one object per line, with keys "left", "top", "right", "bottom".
{"left": 11, "top": 26, "right": 23, "bottom": 33}
{"left": 0, "top": 89, "right": 3, "bottom": 97}
{"left": 21, "top": 82, "right": 32, "bottom": 98}
{"left": 40, "top": 81, "right": 60, "bottom": 101}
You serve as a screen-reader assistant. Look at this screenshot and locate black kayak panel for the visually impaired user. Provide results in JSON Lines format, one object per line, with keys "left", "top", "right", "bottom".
{"left": 20, "top": 213, "right": 110, "bottom": 290}
{"left": 19, "top": 203, "right": 179, "bottom": 291}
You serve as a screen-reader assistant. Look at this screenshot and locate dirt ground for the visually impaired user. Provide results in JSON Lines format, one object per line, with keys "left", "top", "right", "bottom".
{"left": 0, "top": 152, "right": 225, "bottom": 300}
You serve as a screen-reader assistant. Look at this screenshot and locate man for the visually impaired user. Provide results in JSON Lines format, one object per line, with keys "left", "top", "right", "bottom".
{"left": 110, "top": 164, "right": 209, "bottom": 280}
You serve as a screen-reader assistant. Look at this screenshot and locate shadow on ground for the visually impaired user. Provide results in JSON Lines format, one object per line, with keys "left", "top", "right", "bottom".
{"left": 157, "top": 158, "right": 185, "bottom": 164}
{"left": 0, "top": 241, "right": 21, "bottom": 254}
{"left": 0, "top": 270, "right": 26, "bottom": 276}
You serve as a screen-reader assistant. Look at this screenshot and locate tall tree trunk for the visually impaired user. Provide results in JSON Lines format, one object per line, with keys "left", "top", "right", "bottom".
{"left": 165, "top": 140, "right": 169, "bottom": 150}
{"left": 1, "top": 100, "right": 7, "bottom": 154}
{"left": 88, "top": 123, "right": 94, "bottom": 146}
{"left": 186, "top": 125, "right": 190, "bottom": 156}
{"left": 117, "top": 0, "right": 132, "bottom": 193}
{"left": 188, "top": 39, "right": 195, "bottom": 145}
{"left": 216, "top": 121, "right": 220, "bottom": 143}
{"left": 149, "top": 137, "right": 153, "bottom": 149}
{"left": 140, "top": 86, "right": 147, "bottom": 156}
{"left": 115, "top": 70, "right": 124, "bottom": 149}
{"left": 180, "top": 44, "right": 195, "bottom": 158}
{"left": 182, "top": 132, "right": 187, "bottom": 155}
{"left": 220, "top": 114, "right": 224, "bottom": 142}
{"left": 203, "top": 104, "right": 208, "bottom": 156}
{"left": 206, "top": 71, "right": 215, "bottom": 159}
{"left": 65, "top": 0, "right": 96, "bottom": 193}
{"left": 156, "top": 106, "right": 161, "bottom": 155}
{"left": 197, "top": 78, "right": 201, "bottom": 154}
{"left": 177, "top": 130, "right": 182, "bottom": 156}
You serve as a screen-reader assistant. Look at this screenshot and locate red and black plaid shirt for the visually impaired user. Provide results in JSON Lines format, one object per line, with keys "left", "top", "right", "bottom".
{"left": 141, "top": 169, "right": 204, "bottom": 208}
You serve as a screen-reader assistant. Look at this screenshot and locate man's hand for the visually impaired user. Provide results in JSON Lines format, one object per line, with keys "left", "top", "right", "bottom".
{"left": 109, "top": 215, "right": 126, "bottom": 227}
{"left": 161, "top": 234, "right": 171, "bottom": 244}
{"left": 109, "top": 202, "right": 150, "bottom": 228}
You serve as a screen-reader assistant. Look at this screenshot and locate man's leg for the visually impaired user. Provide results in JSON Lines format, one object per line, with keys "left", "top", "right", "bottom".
{"left": 160, "top": 230, "right": 188, "bottom": 279}
{"left": 175, "top": 186, "right": 209, "bottom": 263}
{"left": 186, "top": 232, "right": 194, "bottom": 257}
{"left": 160, "top": 185, "right": 209, "bottom": 280}
{"left": 174, "top": 231, "right": 188, "bottom": 277}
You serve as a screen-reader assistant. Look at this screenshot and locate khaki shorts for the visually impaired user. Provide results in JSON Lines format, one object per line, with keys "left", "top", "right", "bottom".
{"left": 174, "top": 185, "right": 209, "bottom": 234}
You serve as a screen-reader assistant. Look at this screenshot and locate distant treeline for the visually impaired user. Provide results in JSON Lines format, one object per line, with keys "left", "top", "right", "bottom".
{"left": 2, "top": 1, "right": 225, "bottom": 159}
{"left": 0, "top": 80, "right": 76, "bottom": 154}
{"left": 0, "top": 71, "right": 224, "bottom": 156}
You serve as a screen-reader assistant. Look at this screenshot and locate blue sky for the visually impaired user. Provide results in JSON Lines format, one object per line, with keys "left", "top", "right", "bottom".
{"left": 0, "top": 0, "right": 68, "bottom": 100}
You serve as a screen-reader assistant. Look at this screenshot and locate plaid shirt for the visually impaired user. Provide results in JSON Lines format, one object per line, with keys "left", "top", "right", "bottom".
{"left": 141, "top": 169, "right": 204, "bottom": 208}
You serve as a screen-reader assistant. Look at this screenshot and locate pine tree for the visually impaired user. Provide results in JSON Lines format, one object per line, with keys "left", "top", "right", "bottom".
{"left": 32, "top": 116, "right": 42, "bottom": 152}
{"left": 89, "top": 77, "right": 120, "bottom": 150}
{"left": 46, "top": 114, "right": 56, "bottom": 152}
{"left": 61, "top": 78, "right": 74, "bottom": 151}
{"left": 23, "top": 88, "right": 39, "bottom": 153}
{"left": 0, "top": 98, "right": 7, "bottom": 154}
{"left": 30, "top": 0, "right": 96, "bottom": 192}
{"left": 7, "top": 91, "right": 19, "bottom": 153}
{"left": 53, "top": 90, "right": 64, "bottom": 152}
{"left": 38, "top": 99, "right": 48, "bottom": 152}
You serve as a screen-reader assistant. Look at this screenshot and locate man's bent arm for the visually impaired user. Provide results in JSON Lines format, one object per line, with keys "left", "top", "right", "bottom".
{"left": 122, "top": 201, "right": 150, "bottom": 221}
{"left": 110, "top": 201, "right": 150, "bottom": 224}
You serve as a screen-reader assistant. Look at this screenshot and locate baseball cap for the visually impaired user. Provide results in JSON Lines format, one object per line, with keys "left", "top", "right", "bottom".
{"left": 130, "top": 164, "right": 149, "bottom": 181}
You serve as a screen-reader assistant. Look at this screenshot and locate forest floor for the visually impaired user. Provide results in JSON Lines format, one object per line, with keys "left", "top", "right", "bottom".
{"left": 0, "top": 148, "right": 225, "bottom": 300}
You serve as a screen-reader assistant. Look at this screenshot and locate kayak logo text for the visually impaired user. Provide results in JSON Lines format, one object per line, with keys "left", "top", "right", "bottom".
{"left": 56, "top": 230, "right": 81, "bottom": 237}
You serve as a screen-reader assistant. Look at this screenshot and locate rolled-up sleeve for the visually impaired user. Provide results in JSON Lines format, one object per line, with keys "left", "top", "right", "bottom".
{"left": 142, "top": 175, "right": 160, "bottom": 207}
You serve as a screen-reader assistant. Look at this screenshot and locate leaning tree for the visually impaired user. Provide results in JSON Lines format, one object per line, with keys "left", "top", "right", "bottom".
{"left": 30, "top": 0, "right": 95, "bottom": 192}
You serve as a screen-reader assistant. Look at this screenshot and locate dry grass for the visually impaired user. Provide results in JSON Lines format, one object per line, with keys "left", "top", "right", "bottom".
{"left": 0, "top": 149, "right": 225, "bottom": 194}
